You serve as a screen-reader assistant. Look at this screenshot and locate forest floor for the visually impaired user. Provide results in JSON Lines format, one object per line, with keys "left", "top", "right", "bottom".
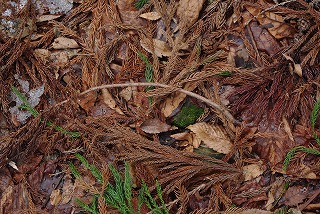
{"left": 0, "top": 0, "right": 320, "bottom": 213}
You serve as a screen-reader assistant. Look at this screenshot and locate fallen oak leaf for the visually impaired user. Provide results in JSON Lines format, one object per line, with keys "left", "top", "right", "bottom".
{"left": 139, "top": 12, "right": 161, "bottom": 21}
{"left": 52, "top": 37, "right": 79, "bottom": 49}
{"left": 187, "top": 122, "right": 232, "bottom": 154}
{"left": 140, "top": 118, "right": 171, "bottom": 134}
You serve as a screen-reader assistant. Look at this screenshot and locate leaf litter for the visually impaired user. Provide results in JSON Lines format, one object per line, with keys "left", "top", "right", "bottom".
{"left": 0, "top": 0, "right": 320, "bottom": 213}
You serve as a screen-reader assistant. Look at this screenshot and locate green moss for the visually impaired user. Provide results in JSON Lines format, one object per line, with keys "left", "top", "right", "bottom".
{"left": 173, "top": 102, "right": 204, "bottom": 128}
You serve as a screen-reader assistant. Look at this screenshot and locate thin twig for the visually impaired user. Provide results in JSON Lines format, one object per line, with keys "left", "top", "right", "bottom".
{"left": 54, "top": 82, "right": 236, "bottom": 124}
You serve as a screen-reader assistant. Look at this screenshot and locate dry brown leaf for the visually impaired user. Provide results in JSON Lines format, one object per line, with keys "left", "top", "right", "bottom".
{"left": 140, "top": 38, "right": 172, "bottom": 57}
{"left": 36, "top": 14, "right": 61, "bottom": 22}
{"left": 187, "top": 122, "right": 232, "bottom": 154}
{"left": 162, "top": 83, "right": 197, "bottom": 117}
{"left": 282, "top": 186, "right": 309, "bottom": 206}
{"left": 101, "top": 89, "right": 124, "bottom": 115}
{"left": 282, "top": 117, "right": 294, "bottom": 141}
{"left": 50, "top": 189, "right": 62, "bottom": 206}
{"left": 77, "top": 91, "right": 97, "bottom": 113}
{"left": 283, "top": 54, "right": 302, "bottom": 77}
{"left": 245, "top": 5, "right": 295, "bottom": 39}
{"left": 60, "top": 177, "right": 75, "bottom": 204}
{"left": 140, "top": 118, "right": 171, "bottom": 134}
{"left": 34, "top": 49, "right": 50, "bottom": 63}
{"left": 170, "top": 132, "right": 193, "bottom": 141}
{"left": 177, "top": 0, "right": 205, "bottom": 29}
{"left": 265, "top": 177, "right": 285, "bottom": 210}
{"left": 296, "top": 163, "right": 317, "bottom": 179}
{"left": 52, "top": 37, "right": 79, "bottom": 49}
{"left": 139, "top": 12, "right": 161, "bottom": 21}
{"left": 240, "top": 209, "right": 272, "bottom": 214}
{"left": 242, "top": 162, "right": 264, "bottom": 181}
{"left": 119, "top": 81, "right": 137, "bottom": 101}
{"left": 248, "top": 21, "right": 281, "bottom": 55}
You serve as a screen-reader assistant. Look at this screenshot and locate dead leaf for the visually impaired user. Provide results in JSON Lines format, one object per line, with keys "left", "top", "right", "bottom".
{"left": 60, "top": 176, "right": 75, "bottom": 204}
{"left": 140, "top": 38, "right": 172, "bottom": 57}
{"left": 77, "top": 91, "right": 97, "bottom": 113}
{"left": 283, "top": 54, "right": 302, "bottom": 77}
{"left": 36, "top": 14, "right": 61, "bottom": 22}
{"left": 139, "top": 12, "right": 161, "bottom": 21}
{"left": 162, "top": 83, "right": 197, "bottom": 117}
{"left": 242, "top": 163, "right": 264, "bottom": 181}
{"left": 140, "top": 118, "right": 171, "bottom": 134}
{"left": 8, "top": 161, "right": 19, "bottom": 171}
{"left": 282, "top": 186, "right": 309, "bottom": 206}
{"left": 50, "top": 189, "right": 62, "bottom": 206}
{"left": 245, "top": 4, "right": 295, "bottom": 39}
{"left": 119, "top": 81, "right": 137, "bottom": 101}
{"left": 296, "top": 163, "right": 317, "bottom": 179}
{"left": 52, "top": 37, "right": 79, "bottom": 49}
{"left": 265, "top": 177, "right": 285, "bottom": 210}
{"left": 34, "top": 49, "right": 50, "bottom": 63}
{"left": 187, "top": 122, "right": 232, "bottom": 154}
{"left": 282, "top": 116, "right": 294, "bottom": 141}
{"left": 101, "top": 89, "right": 124, "bottom": 115}
{"left": 177, "top": 0, "right": 205, "bottom": 29}
{"left": 248, "top": 21, "right": 281, "bottom": 55}
{"left": 240, "top": 209, "right": 272, "bottom": 214}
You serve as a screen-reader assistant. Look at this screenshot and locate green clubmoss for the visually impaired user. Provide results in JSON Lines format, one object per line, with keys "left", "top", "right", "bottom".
{"left": 173, "top": 102, "right": 204, "bottom": 128}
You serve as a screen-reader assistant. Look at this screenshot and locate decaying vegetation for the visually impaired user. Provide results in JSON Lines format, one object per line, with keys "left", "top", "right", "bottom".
{"left": 0, "top": 0, "right": 320, "bottom": 213}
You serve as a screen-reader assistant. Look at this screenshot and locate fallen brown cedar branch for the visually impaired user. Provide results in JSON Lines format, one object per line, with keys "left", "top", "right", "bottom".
{"left": 56, "top": 82, "right": 237, "bottom": 124}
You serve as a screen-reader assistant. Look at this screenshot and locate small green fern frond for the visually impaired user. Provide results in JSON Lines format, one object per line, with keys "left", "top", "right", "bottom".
{"left": 283, "top": 146, "right": 320, "bottom": 171}
{"left": 134, "top": 0, "right": 148, "bottom": 9}
{"left": 68, "top": 162, "right": 81, "bottom": 179}
{"left": 124, "top": 162, "right": 134, "bottom": 213}
{"left": 75, "top": 197, "right": 99, "bottom": 214}
{"left": 311, "top": 99, "right": 320, "bottom": 146}
{"left": 12, "top": 86, "right": 39, "bottom": 117}
{"left": 12, "top": 86, "right": 80, "bottom": 138}
{"left": 137, "top": 52, "right": 153, "bottom": 104}
{"left": 75, "top": 153, "right": 103, "bottom": 183}
{"left": 139, "top": 180, "right": 169, "bottom": 214}
{"left": 156, "top": 180, "right": 169, "bottom": 214}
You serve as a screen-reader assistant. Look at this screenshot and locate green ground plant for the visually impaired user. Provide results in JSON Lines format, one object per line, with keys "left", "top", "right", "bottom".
{"left": 137, "top": 52, "right": 154, "bottom": 105}
{"left": 134, "top": 0, "right": 148, "bottom": 9}
{"left": 11, "top": 86, "right": 80, "bottom": 137}
{"left": 69, "top": 154, "right": 169, "bottom": 214}
{"left": 283, "top": 99, "right": 320, "bottom": 171}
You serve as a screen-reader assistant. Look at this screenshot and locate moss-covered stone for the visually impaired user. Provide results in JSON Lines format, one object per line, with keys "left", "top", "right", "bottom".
{"left": 173, "top": 102, "right": 204, "bottom": 128}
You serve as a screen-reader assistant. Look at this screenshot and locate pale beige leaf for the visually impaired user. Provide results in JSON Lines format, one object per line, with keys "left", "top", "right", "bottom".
{"left": 242, "top": 163, "right": 264, "bottom": 181}
{"left": 240, "top": 209, "right": 272, "bottom": 214}
{"left": 283, "top": 54, "right": 302, "bottom": 77}
{"left": 187, "top": 122, "right": 232, "bottom": 154}
{"left": 177, "top": 0, "right": 205, "bottom": 28}
{"left": 265, "top": 177, "right": 285, "bottom": 210}
{"left": 140, "top": 118, "right": 171, "bottom": 134}
{"left": 119, "top": 81, "right": 137, "bottom": 101}
{"left": 34, "top": 49, "right": 50, "bottom": 63}
{"left": 140, "top": 38, "right": 172, "bottom": 57}
{"left": 8, "top": 161, "right": 19, "bottom": 171}
{"left": 36, "top": 14, "right": 61, "bottom": 22}
{"left": 60, "top": 177, "right": 75, "bottom": 204}
{"left": 245, "top": 5, "right": 295, "bottom": 39}
{"left": 101, "top": 89, "right": 124, "bottom": 115}
{"left": 282, "top": 116, "right": 294, "bottom": 141}
{"left": 139, "top": 12, "right": 161, "bottom": 21}
{"left": 50, "top": 189, "right": 62, "bottom": 206}
{"left": 162, "top": 83, "right": 197, "bottom": 117}
{"left": 52, "top": 37, "right": 79, "bottom": 49}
